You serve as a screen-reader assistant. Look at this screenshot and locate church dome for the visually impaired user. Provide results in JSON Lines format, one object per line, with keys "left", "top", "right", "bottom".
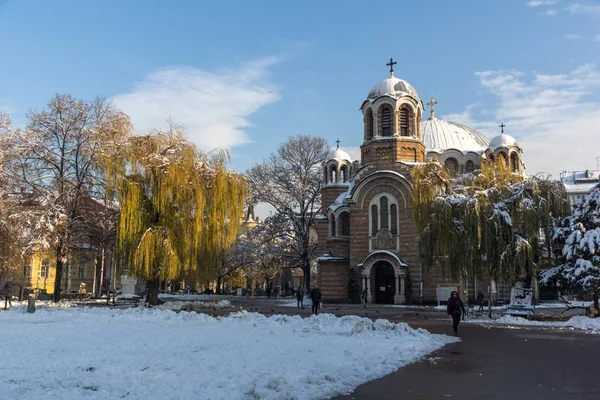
{"left": 422, "top": 117, "right": 489, "bottom": 153}
{"left": 327, "top": 147, "right": 352, "bottom": 162}
{"left": 367, "top": 76, "right": 419, "bottom": 100}
{"left": 489, "top": 133, "right": 519, "bottom": 149}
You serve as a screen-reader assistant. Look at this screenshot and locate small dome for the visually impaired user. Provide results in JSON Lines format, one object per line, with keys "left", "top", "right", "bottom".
{"left": 422, "top": 117, "right": 489, "bottom": 153}
{"left": 327, "top": 147, "right": 352, "bottom": 162}
{"left": 489, "top": 133, "right": 519, "bottom": 149}
{"left": 367, "top": 76, "right": 419, "bottom": 100}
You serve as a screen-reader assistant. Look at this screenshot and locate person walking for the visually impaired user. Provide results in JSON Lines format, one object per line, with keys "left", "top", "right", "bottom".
{"left": 477, "top": 290, "right": 485, "bottom": 311}
{"left": 361, "top": 287, "right": 368, "bottom": 308}
{"left": 447, "top": 290, "right": 466, "bottom": 334}
{"left": 296, "top": 287, "right": 304, "bottom": 309}
{"left": 311, "top": 288, "right": 322, "bottom": 315}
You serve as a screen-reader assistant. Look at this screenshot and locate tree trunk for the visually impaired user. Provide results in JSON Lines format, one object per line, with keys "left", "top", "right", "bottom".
{"left": 146, "top": 277, "right": 160, "bottom": 306}
{"left": 594, "top": 291, "right": 599, "bottom": 312}
{"left": 303, "top": 257, "right": 311, "bottom": 293}
{"left": 53, "top": 245, "right": 64, "bottom": 302}
{"left": 216, "top": 276, "right": 222, "bottom": 295}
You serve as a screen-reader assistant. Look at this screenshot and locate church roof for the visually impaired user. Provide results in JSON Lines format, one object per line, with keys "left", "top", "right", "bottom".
{"left": 422, "top": 116, "right": 490, "bottom": 154}
{"left": 326, "top": 147, "right": 352, "bottom": 162}
{"left": 367, "top": 75, "right": 419, "bottom": 101}
{"left": 489, "top": 133, "right": 519, "bottom": 150}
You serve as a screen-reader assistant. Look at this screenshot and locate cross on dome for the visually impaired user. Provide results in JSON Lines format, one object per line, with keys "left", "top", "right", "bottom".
{"left": 427, "top": 95, "right": 438, "bottom": 120}
{"left": 386, "top": 58, "right": 397, "bottom": 76}
{"left": 499, "top": 123, "right": 506, "bottom": 133}
{"left": 335, "top": 139, "right": 341, "bottom": 149}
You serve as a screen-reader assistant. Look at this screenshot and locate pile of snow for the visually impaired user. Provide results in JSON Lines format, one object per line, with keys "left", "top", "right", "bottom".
{"left": 0, "top": 306, "right": 458, "bottom": 399}
{"left": 469, "top": 315, "right": 600, "bottom": 333}
{"left": 159, "top": 299, "right": 233, "bottom": 312}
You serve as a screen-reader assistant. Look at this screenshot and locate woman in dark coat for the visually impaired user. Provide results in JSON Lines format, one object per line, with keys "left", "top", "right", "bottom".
{"left": 447, "top": 291, "right": 466, "bottom": 334}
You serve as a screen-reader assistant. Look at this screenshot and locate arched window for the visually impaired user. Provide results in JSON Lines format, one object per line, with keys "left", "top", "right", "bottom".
{"left": 510, "top": 153, "right": 519, "bottom": 172}
{"left": 399, "top": 108, "right": 409, "bottom": 136}
{"left": 340, "top": 212, "right": 350, "bottom": 236}
{"left": 330, "top": 214, "right": 336, "bottom": 237}
{"left": 444, "top": 157, "right": 458, "bottom": 176}
{"left": 465, "top": 160, "right": 475, "bottom": 173}
{"left": 365, "top": 109, "right": 374, "bottom": 140}
{"left": 329, "top": 165, "right": 337, "bottom": 183}
{"left": 380, "top": 105, "right": 393, "bottom": 137}
{"left": 323, "top": 166, "right": 328, "bottom": 184}
{"left": 380, "top": 196, "right": 389, "bottom": 229}
{"left": 371, "top": 204, "right": 378, "bottom": 235}
{"left": 340, "top": 165, "right": 348, "bottom": 182}
{"left": 498, "top": 152, "right": 508, "bottom": 167}
{"left": 390, "top": 204, "right": 398, "bottom": 235}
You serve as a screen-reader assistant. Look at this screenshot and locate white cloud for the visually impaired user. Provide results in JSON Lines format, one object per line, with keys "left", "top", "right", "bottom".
{"left": 527, "top": 0, "right": 557, "bottom": 6}
{"left": 565, "top": 3, "right": 600, "bottom": 16}
{"left": 112, "top": 57, "right": 281, "bottom": 151}
{"left": 565, "top": 33, "right": 584, "bottom": 40}
{"left": 542, "top": 9, "right": 559, "bottom": 15}
{"left": 456, "top": 64, "right": 600, "bottom": 179}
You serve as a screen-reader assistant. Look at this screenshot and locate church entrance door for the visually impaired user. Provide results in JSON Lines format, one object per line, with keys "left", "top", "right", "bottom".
{"left": 374, "top": 261, "right": 395, "bottom": 304}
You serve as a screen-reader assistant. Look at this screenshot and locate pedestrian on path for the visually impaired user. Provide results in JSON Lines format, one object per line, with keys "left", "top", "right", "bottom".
{"left": 477, "top": 290, "right": 485, "bottom": 311}
{"left": 311, "top": 288, "right": 322, "bottom": 315}
{"left": 447, "top": 290, "right": 466, "bottom": 334}
{"left": 361, "top": 288, "right": 368, "bottom": 308}
{"left": 296, "top": 288, "right": 304, "bottom": 309}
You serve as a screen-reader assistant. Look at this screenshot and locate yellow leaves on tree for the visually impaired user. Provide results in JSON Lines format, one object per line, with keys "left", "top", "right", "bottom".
{"left": 106, "top": 128, "right": 246, "bottom": 286}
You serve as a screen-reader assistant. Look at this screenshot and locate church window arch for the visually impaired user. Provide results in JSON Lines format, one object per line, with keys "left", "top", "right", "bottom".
{"left": 371, "top": 204, "right": 378, "bottom": 236}
{"left": 399, "top": 108, "right": 409, "bottom": 136}
{"left": 340, "top": 212, "right": 350, "bottom": 236}
{"left": 510, "top": 153, "right": 519, "bottom": 172}
{"left": 329, "top": 213, "right": 336, "bottom": 237}
{"left": 323, "top": 166, "right": 328, "bottom": 184}
{"left": 465, "top": 160, "right": 475, "bottom": 174}
{"left": 444, "top": 157, "right": 459, "bottom": 177}
{"left": 498, "top": 152, "right": 508, "bottom": 167}
{"left": 380, "top": 196, "right": 389, "bottom": 229}
{"left": 340, "top": 165, "right": 348, "bottom": 182}
{"left": 329, "top": 165, "right": 337, "bottom": 183}
{"left": 390, "top": 204, "right": 398, "bottom": 235}
{"left": 379, "top": 105, "right": 393, "bottom": 137}
{"left": 365, "top": 108, "right": 374, "bottom": 140}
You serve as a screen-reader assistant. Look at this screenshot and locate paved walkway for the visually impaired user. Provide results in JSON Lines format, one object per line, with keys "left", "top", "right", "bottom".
{"left": 192, "top": 297, "right": 600, "bottom": 400}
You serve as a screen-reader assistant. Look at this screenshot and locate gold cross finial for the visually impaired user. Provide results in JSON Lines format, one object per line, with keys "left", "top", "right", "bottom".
{"left": 427, "top": 95, "right": 438, "bottom": 119}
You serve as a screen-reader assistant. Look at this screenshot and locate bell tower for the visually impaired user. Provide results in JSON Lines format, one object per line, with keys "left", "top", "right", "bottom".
{"left": 360, "top": 59, "right": 425, "bottom": 167}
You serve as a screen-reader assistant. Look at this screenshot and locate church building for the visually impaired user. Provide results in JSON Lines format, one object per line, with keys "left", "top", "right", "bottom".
{"left": 316, "top": 60, "right": 523, "bottom": 304}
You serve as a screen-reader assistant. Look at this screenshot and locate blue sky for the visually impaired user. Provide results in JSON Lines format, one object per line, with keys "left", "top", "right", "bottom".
{"left": 1, "top": 0, "right": 600, "bottom": 180}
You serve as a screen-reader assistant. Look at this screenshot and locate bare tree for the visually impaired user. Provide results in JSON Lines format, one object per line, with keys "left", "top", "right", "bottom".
{"left": 6, "top": 94, "right": 131, "bottom": 301}
{"left": 246, "top": 135, "right": 327, "bottom": 292}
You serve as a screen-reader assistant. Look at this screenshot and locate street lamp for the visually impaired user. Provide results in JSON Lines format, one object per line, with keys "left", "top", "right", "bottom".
{"left": 92, "top": 258, "right": 98, "bottom": 297}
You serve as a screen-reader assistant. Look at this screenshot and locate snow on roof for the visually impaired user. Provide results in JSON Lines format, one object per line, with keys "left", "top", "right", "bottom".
{"left": 367, "top": 75, "right": 419, "bottom": 101}
{"left": 488, "top": 133, "right": 519, "bottom": 150}
{"left": 561, "top": 170, "right": 600, "bottom": 194}
{"left": 326, "top": 147, "right": 352, "bottom": 162}
{"left": 422, "top": 117, "right": 489, "bottom": 154}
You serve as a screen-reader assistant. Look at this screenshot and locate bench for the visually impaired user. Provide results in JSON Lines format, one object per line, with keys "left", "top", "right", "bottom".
{"left": 114, "top": 295, "right": 141, "bottom": 307}
{"left": 503, "top": 305, "right": 536, "bottom": 319}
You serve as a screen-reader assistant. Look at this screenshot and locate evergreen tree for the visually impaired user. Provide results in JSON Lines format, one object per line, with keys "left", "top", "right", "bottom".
{"left": 347, "top": 268, "right": 361, "bottom": 304}
{"left": 540, "top": 187, "right": 600, "bottom": 311}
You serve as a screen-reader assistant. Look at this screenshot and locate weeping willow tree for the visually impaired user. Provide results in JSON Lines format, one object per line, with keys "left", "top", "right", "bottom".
{"left": 103, "top": 128, "right": 246, "bottom": 305}
{"left": 412, "top": 159, "right": 569, "bottom": 311}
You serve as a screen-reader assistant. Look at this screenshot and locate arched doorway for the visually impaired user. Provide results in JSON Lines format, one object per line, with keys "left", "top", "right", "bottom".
{"left": 374, "top": 261, "right": 395, "bottom": 304}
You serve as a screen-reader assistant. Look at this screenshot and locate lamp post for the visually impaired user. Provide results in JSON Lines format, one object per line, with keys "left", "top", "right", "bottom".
{"left": 92, "top": 258, "right": 98, "bottom": 297}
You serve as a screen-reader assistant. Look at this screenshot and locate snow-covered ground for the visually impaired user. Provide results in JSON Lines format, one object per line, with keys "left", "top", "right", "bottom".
{"left": 467, "top": 315, "right": 600, "bottom": 333}
{"left": 0, "top": 305, "right": 458, "bottom": 400}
